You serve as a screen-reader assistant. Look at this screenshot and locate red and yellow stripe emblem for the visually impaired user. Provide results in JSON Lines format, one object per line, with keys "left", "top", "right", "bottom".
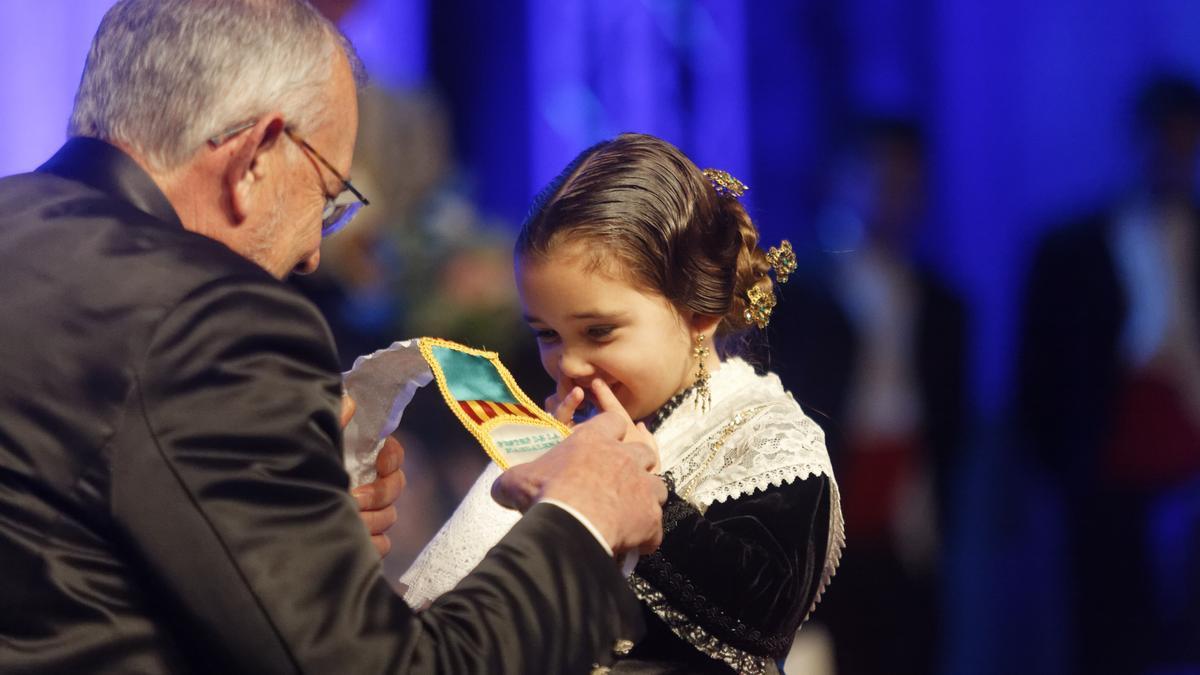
{"left": 457, "top": 400, "right": 542, "bottom": 425}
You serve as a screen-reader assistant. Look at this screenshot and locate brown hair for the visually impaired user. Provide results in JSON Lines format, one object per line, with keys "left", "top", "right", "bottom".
{"left": 515, "top": 133, "right": 774, "bottom": 344}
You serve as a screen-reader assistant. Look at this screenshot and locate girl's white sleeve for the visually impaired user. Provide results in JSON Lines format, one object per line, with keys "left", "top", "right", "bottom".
{"left": 399, "top": 461, "right": 523, "bottom": 608}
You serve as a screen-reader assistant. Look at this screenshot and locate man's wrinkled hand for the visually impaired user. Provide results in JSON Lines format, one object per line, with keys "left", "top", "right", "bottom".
{"left": 353, "top": 437, "right": 405, "bottom": 557}
{"left": 492, "top": 409, "right": 666, "bottom": 557}
{"left": 342, "top": 394, "right": 406, "bottom": 558}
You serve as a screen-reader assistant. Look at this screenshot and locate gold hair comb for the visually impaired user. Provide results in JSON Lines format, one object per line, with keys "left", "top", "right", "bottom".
{"left": 744, "top": 286, "right": 777, "bottom": 329}
{"left": 701, "top": 168, "right": 748, "bottom": 199}
{"left": 766, "top": 240, "right": 796, "bottom": 284}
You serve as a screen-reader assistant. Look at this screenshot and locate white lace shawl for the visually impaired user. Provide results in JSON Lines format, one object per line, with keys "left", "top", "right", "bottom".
{"left": 400, "top": 358, "right": 845, "bottom": 638}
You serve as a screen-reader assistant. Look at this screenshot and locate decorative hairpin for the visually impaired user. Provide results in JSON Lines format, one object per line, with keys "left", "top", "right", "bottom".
{"left": 742, "top": 241, "right": 795, "bottom": 329}
{"left": 744, "top": 286, "right": 776, "bottom": 329}
{"left": 766, "top": 240, "right": 796, "bottom": 284}
{"left": 701, "top": 168, "right": 747, "bottom": 199}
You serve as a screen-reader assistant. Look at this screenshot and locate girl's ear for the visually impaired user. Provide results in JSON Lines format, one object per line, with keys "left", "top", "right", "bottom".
{"left": 688, "top": 312, "right": 722, "bottom": 336}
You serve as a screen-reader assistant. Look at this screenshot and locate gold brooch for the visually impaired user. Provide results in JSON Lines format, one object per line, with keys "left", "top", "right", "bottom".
{"left": 701, "top": 168, "right": 747, "bottom": 199}
{"left": 766, "top": 240, "right": 796, "bottom": 284}
{"left": 744, "top": 286, "right": 776, "bottom": 329}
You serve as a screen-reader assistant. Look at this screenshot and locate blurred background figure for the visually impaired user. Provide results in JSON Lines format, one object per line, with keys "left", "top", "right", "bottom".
{"left": 299, "top": 0, "right": 546, "bottom": 578}
{"left": 1017, "top": 75, "right": 1200, "bottom": 675}
{"left": 304, "top": 0, "right": 534, "bottom": 368}
{"left": 770, "top": 118, "right": 969, "bottom": 675}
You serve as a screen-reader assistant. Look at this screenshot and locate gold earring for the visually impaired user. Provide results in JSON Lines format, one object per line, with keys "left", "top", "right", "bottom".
{"left": 693, "top": 334, "right": 712, "bottom": 412}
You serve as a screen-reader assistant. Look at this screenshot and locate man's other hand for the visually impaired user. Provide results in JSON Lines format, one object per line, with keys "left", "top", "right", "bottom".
{"left": 353, "top": 438, "right": 405, "bottom": 557}
{"left": 343, "top": 394, "right": 405, "bottom": 558}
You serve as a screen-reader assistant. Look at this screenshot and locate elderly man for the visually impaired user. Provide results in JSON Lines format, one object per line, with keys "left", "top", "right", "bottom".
{"left": 0, "top": 1, "right": 665, "bottom": 673}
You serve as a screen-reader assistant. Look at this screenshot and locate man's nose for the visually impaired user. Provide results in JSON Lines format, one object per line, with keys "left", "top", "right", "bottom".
{"left": 294, "top": 249, "right": 321, "bottom": 275}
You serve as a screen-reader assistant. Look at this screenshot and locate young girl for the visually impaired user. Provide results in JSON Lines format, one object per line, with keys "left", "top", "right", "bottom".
{"left": 401, "top": 133, "right": 843, "bottom": 674}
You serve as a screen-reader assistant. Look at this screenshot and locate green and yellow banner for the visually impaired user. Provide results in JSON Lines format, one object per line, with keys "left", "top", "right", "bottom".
{"left": 419, "top": 337, "right": 570, "bottom": 469}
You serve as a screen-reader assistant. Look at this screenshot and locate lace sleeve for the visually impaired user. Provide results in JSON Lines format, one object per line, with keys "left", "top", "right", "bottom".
{"left": 691, "top": 404, "right": 844, "bottom": 615}
{"left": 690, "top": 403, "right": 832, "bottom": 507}
{"left": 399, "top": 462, "right": 522, "bottom": 608}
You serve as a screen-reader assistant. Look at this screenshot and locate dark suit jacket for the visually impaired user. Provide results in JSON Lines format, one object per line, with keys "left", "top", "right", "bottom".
{"left": 1016, "top": 211, "right": 1200, "bottom": 491}
{"left": 1017, "top": 217, "right": 1127, "bottom": 490}
{"left": 0, "top": 138, "right": 642, "bottom": 673}
{"left": 765, "top": 257, "right": 969, "bottom": 520}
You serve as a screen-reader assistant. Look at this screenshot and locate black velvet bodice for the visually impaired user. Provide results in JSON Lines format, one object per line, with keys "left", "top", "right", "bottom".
{"left": 620, "top": 470, "right": 832, "bottom": 672}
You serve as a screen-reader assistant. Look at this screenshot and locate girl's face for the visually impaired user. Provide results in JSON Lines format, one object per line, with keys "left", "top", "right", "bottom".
{"left": 516, "top": 244, "right": 698, "bottom": 421}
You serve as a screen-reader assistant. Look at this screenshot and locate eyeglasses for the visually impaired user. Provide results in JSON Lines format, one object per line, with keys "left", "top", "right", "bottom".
{"left": 207, "top": 120, "right": 369, "bottom": 237}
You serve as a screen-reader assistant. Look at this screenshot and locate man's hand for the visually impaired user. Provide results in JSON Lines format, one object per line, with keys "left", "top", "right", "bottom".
{"left": 492, "top": 381, "right": 667, "bottom": 556}
{"left": 342, "top": 394, "right": 406, "bottom": 558}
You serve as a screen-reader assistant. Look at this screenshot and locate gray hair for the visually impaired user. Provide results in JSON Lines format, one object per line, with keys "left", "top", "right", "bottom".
{"left": 68, "top": 0, "right": 365, "bottom": 171}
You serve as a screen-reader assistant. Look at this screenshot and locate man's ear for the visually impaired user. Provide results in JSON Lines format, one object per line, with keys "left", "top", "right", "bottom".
{"left": 223, "top": 114, "right": 287, "bottom": 224}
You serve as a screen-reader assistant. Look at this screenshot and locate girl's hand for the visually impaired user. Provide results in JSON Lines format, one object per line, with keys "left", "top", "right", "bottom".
{"left": 589, "top": 379, "right": 659, "bottom": 472}
{"left": 546, "top": 378, "right": 586, "bottom": 427}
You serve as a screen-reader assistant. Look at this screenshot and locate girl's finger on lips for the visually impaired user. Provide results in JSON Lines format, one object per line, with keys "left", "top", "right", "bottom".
{"left": 590, "top": 379, "right": 632, "bottom": 424}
